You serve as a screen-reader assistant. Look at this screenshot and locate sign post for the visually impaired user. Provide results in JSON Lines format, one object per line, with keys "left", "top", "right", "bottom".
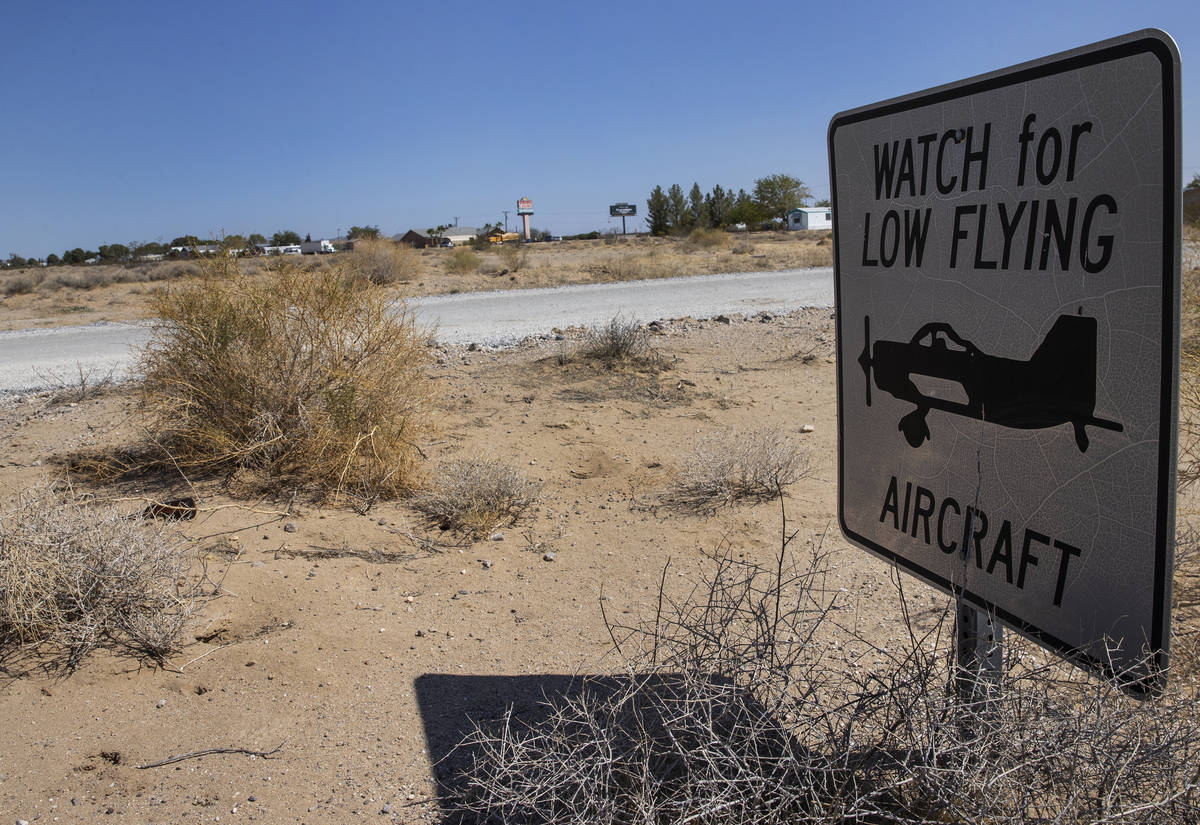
{"left": 829, "top": 30, "right": 1181, "bottom": 694}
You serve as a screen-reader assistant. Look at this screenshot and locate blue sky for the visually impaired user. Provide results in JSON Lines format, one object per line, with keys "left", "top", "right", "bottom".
{"left": 2, "top": 0, "right": 1197, "bottom": 256}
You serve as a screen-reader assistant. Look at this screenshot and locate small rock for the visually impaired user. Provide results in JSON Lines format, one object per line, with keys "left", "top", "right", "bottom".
{"left": 31, "top": 460, "right": 41, "bottom": 467}
{"left": 458, "top": 589, "right": 469, "bottom": 595}
{"left": 714, "top": 314, "right": 731, "bottom": 324}
{"left": 415, "top": 629, "right": 426, "bottom": 637}
{"left": 251, "top": 561, "right": 265, "bottom": 568}
{"left": 377, "top": 518, "right": 387, "bottom": 526}
{"left": 468, "top": 342, "right": 480, "bottom": 351}
{"left": 156, "top": 698, "right": 166, "bottom": 708}
{"left": 554, "top": 333, "right": 565, "bottom": 340}
{"left": 283, "top": 522, "right": 297, "bottom": 533}
{"left": 489, "top": 532, "right": 504, "bottom": 542}
{"left": 247, "top": 796, "right": 256, "bottom": 802}
{"left": 381, "top": 802, "right": 392, "bottom": 814}
{"left": 404, "top": 595, "right": 415, "bottom": 603}
{"left": 800, "top": 424, "right": 815, "bottom": 433}
{"left": 543, "top": 552, "right": 556, "bottom": 562}
{"left": 481, "top": 559, "right": 493, "bottom": 570}
{"left": 18, "top": 818, "right": 30, "bottom": 825}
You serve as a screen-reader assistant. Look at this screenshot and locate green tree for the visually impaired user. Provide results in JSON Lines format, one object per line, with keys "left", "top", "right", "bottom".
{"left": 170, "top": 236, "right": 201, "bottom": 248}
{"left": 221, "top": 235, "right": 246, "bottom": 252}
{"left": 272, "top": 230, "right": 302, "bottom": 246}
{"left": 706, "top": 185, "right": 735, "bottom": 228}
{"left": 688, "top": 182, "right": 708, "bottom": 229}
{"left": 814, "top": 198, "right": 831, "bottom": 207}
{"left": 62, "top": 248, "right": 91, "bottom": 265}
{"left": 347, "top": 225, "right": 381, "bottom": 241}
{"left": 6, "top": 253, "right": 28, "bottom": 269}
{"left": 666, "top": 184, "right": 688, "bottom": 233}
{"left": 646, "top": 185, "right": 670, "bottom": 236}
{"left": 99, "top": 243, "right": 130, "bottom": 262}
{"left": 45, "top": 253, "right": 60, "bottom": 266}
{"left": 752, "top": 174, "right": 812, "bottom": 223}
{"left": 1187, "top": 173, "right": 1200, "bottom": 190}
{"left": 248, "top": 233, "right": 267, "bottom": 246}
{"left": 727, "top": 188, "right": 764, "bottom": 227}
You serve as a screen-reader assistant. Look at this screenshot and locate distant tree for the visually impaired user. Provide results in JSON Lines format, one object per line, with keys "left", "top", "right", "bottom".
{"left": 271, "top": 230, "right": 302, "bottom": 246}
{"left": 347, "top": 225, "right": 381, "bottom": 241}
{"left": 752, "top": 174, "right": 811, "bottom": 223}
{"left": 666, "top": 184, "right": 688, "bottom": 233}
{"left": 304, "top": 233, "right": 312, "bottom": 242}
{"left": 45, "top": 253, "right": 60, "bottom": 266}
{"left": 1188, "top": 173, "right": 1200, "bottom": 190}
{"left": 6, "top": 253, "right": 28, "bottom": 269}
{"left": 814, "top": 198, "right": 831, "bottom": 207}
{"left": 687, "top": 182, "right": 708, "bottom": 229}
{"left": 98, "top": 243, "right": 130, "bottom": 262}
{"left": 221, "top": 235, "right": 246, "bottom": 252}
{"left": 646, "top": 185, "right": 670, "bottom": 236}
{"left": 727, "top": 188, "right": 764, "bottom": 227}
{"left": 170, "top": 236, "right": 201, "bottom": 248}
{"left": 706, "top": 184, "right": 735, "bottom": 228}
{"left": 62, "top": 248, "right": 89, "bottom": 265}
{"left": 248, "top": 233, "right": 267, "bottom": 246}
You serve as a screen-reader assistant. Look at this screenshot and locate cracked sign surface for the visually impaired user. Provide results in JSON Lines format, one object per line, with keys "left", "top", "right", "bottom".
{"left": 829, "top": 30, "right": 1181, "bottom": 690}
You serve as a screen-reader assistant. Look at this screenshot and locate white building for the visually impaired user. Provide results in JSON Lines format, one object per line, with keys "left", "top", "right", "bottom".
{"left": 787, "top": 207, "right": 832, "bottom": 231}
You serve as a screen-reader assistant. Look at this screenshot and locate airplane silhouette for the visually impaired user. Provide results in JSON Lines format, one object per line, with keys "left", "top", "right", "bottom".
{"left": 858, "top": 313, "right": 1123, "bottom": 451}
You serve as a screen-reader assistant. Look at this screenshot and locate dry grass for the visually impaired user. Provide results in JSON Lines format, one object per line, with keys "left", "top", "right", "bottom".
{"left": 445, "top": 248, "right": 481, "bottom": 275}
{"left": 348, "top": 238, "right": 419, "bottom": 285}
{"left": 137, "top": 255, "right": 433, "bottom": 507}
{"left": 579, "top": 315, "right": 662, "bottom": 367}
{"left": 0, "top": 484, "right": 198, "bottom": 671}
{"left": 495, "top": 243, "right": 528, "bottom": 273}
{"left": 412, "top": 458, "right": 541, "bottom": 539}
{"left": 685, "top": 227, "right": 730, "bottom": 249}
{"left": 453, "top": 514, "right": 1200, "bottom": 824}
{"left": 660, "top": 427, "right": 810, "bottom": 513}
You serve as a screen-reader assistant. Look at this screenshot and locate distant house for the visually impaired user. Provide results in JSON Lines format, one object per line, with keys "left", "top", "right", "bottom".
{"left": 787, "top": 207, "right": 832, "bottom": 231}
{"left": 443, "top": 226, "right": 480, "bottom": 245}
{"left": 394, "top": 230, "right": 442, "bottom": 249}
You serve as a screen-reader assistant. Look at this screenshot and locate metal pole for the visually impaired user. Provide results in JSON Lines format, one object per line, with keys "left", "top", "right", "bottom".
{"left": 621, "top": 215, "right": 627, "bottom": 235}
{"left": 955, "top": 599, "right": 1003, "bottom": 703}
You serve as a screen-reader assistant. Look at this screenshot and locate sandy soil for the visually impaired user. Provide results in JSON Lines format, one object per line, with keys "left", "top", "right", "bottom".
{"left": 0, "top": 308, "right": 952, "bottom": 824}
{"left": 0, "top": 232, "right": 832, "bottom": 333}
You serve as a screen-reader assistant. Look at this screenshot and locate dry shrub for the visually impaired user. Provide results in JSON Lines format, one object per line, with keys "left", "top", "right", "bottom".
{"left": 685, "top": 227, "right": 729, "bottom": 249}
{"left": 661, "top": 427, "right": 809, "bottom": 512}
{"left": 138, "top": 255, "right": 432, "bottom": 505}
{"left": 731, "top": 240, "right": 755, "bottom": 255}
{"left": 2, "top": 270, "right": 43, "bottom": 295}
{"left": 582, "top": 252, "right": 684, "bottom": 282}
{"left": 0, "top": 484, "right": 197, "bottom": 671}
{"left": 349, "top": 238, "right": 419, "bottom": 284}
{"left": 413, "top": 458, "right": 541, "bottom": 538}
{"left": 580, "top": 315, "right": 660, "bottom": 366}
{"left": 446, "top": 248, "right": 481, "bottom": 275}
{"left": 454, "top": 521, "right": 1200, "bottom": 824}
{"left": 495, "top": 243, "right": 528, "bottom": 272}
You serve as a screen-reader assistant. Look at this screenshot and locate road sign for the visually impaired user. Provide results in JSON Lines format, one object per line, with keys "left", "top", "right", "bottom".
{"left": 610, "top": 203, "right": 637, "bottom": 217}
{"left": 829, "top": 30, "right": 1181, "bottom": 691}
{"left": 517, "top": 198, "right": 534, "bottom": 215}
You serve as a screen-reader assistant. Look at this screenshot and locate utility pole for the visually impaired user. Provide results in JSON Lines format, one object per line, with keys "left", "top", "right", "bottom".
{"left": 502, "top": 210, "right": 509, "bottom": 232}
{"left": 453, "top": 216, "right": 460, "bottom": 227}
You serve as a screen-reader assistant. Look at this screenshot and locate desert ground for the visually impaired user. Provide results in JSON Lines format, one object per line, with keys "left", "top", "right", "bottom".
{"left": 0, "top": 232, "right": 833, "bottom": 332}
{"left": 0, "top": 231, "right": 1197, "bottom": 824}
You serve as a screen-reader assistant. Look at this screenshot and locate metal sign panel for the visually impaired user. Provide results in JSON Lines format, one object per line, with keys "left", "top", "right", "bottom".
{"left": 829, "top": 30, "right": 1181, "bottom": 690}
{"left": 517, "top": 198, "right": 534, "bottom": 215}
{"left": 610, "top": 203, "right": 637, "bottom": 216}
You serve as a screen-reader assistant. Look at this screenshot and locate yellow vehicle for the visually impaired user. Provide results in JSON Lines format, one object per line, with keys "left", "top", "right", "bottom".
{"left": 487, "top": 231, "right": 520, "bottom": 244}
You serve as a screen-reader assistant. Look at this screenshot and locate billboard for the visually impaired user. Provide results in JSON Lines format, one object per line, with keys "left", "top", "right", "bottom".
{"left": 829, "top": 30, "right": 1181, "bottom": 690}
{"left": 610, "top": 203, "right": 637, "bottom": 217}
{"left": 517, "top": 198, "right": 533, "bottom": 215}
